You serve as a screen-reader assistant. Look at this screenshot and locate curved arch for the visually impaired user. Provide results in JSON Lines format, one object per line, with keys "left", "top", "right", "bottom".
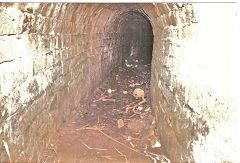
{"left": 106, "top": 9, "right": 154, "bottom": 64}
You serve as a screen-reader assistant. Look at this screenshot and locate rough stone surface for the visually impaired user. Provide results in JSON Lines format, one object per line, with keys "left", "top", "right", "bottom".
{"left": 0, "top": 2, "right": 237, "bottom": 162}
{"left": 150, "top": 3, "right": 237, "bottom": 162}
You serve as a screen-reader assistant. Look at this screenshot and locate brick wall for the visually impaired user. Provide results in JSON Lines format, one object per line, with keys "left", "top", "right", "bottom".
{"left": 0, "top": 3, "right": 126, "bottom": 161}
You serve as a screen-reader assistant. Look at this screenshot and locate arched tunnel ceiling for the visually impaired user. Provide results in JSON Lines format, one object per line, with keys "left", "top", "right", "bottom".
{"left": 67, "top": 3, "right": 170, "bottom": 35}
{"left": 113, "top": 10, "right": 152, "bottom": 34}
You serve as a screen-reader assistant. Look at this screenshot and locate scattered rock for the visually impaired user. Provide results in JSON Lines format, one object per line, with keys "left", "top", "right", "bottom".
{"left": 107, "top": 89, "right": 117, "bottom": 94}
{"left": 107, "top": 89, "right": 112, "bottom": 93}
{"left": 151, "top": 140, "right": 161, "bottom": 148}
{"left": 149, "top": 136, "right": 161, "bottom": 148}
{"left": 117, "top": 119, "right": 124, "bottom": 128}
{"left": 137, "top": 106, "right": 144, "bottom": 111}
{"left": 125, "top": 60, "right": 133, "bottom": 67}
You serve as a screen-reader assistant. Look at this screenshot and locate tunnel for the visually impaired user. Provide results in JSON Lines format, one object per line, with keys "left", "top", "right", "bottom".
{"left": 0, "top": 2, "right": 237, "bottom": 163}
{"left": 114, "top": 10, "right": 153, "bottom": 64}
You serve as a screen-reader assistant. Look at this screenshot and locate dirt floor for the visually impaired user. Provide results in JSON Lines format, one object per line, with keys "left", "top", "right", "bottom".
{"left": 42, "top": 57, "right": 170, "bottom": 163}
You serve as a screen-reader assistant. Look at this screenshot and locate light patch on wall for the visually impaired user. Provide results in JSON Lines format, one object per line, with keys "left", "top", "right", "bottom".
{"left": 0, "top": 5, "right": 24, "bottom": 34}
{"left": 158, "top": 3, "right": 237, "bottom": 162}
{"left": 174, "top": 3, "right": 237, "bottom": 162}
{"left": 0, "top": 35, "right": 33, "bottom": 95}
{"left": 0, "top": 34, "right": 55, "bottom": 144}
{"left": 0, "top": 34, "right": 53, "bottom": 117}
{"left": 23, "top": 3, "right": 40, "bottom": 11}
{"left": 178, "top": 3, "right": 236, "bottom": 107}
{"left": 193, "top": 123, "right": 237, "bottom": 163}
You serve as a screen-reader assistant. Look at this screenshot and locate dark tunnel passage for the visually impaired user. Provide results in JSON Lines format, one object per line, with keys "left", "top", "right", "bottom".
{"left": 116, "top": 11, "right": 154, "bottom": 65}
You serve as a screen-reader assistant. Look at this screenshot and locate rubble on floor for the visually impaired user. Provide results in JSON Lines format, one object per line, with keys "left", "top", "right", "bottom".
{"left": 42, "top": 58, "right": 171, "bottom": 163}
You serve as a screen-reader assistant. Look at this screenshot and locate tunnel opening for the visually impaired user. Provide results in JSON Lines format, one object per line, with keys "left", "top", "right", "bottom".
{"left": 115, "top": 10, "right": 154, "bottom": 65}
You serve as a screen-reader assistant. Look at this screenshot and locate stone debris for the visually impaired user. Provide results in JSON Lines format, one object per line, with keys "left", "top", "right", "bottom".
{"left": 107, "top": 89, "right": 112, "bottom": 93}
{"left": 43, "top": 58, "right": 159, "bottom": 162}
{"left": 117, "top": 119, "right": 124, "bottom": 128}
{"left": 137, "top": 106, "right": 144, "bottom": 111}
{"left": 127, "top": 136, "right": 132, "bottom": 141}
{"left": 107, "top": 89, "right": 117, "bottom": 94}
{"left": 151, "top": 140, "right": 161, "bottom": 148}
{"left": 125, "top": 60, "right": 133, "bottom": 67}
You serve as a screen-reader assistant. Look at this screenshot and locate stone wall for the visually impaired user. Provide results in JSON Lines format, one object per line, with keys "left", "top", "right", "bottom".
{"left": 0, "top": 3, "right": 125, "bottom": 161}
{"left": 150, "top": 3, "right": 237, "bottom": 162}
{"left": 0, "top": 2, "right": 237, "bottom": 162}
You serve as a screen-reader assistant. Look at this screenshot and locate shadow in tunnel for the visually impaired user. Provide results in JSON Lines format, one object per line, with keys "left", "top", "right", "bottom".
{"left": 117, "top": 10, "right": 154, "bottom": 65}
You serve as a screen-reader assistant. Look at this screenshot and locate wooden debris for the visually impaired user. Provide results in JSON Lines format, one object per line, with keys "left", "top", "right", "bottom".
{"left": 93, "top": 95, "right": 108, "bottom": 102}
{"left": 122, "top": 101, "right": 138, "bottom": 110}
{"left": 102, "top": 98, "right": 116, "bottom": 102}
{"left": 93, "top": 91, "right": 117, "bottom": 102}
{"left": 76, "top": 125, "right": 146, "bottom": 156}
{"left": 130, "top": 142, "right": 135, "bottom": 148}
{"left": 144, "top": 107, "right": 151, "bottom": 112}
{"left": 114, "top": 147, "right": 129, "bottom": 163}
{"left": 81, "top": 141, "right": 108, "bottom": 151}
{"left": 101, "top": 155, "right": 113, "bottom": 160}
{"left": 76, "top": 125, "right": 104, "bottom": 131}
{"left": 125, "top": 98, "right": 147, "bottom": 112}
{"left": 97, "top": 130, "right": 146, "bottom": 156}
{"left": 93, "top": 91, "right": 106, "bottom": 102}
{"left": 132, "top": 108, "right": 148, "bottom": 118}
